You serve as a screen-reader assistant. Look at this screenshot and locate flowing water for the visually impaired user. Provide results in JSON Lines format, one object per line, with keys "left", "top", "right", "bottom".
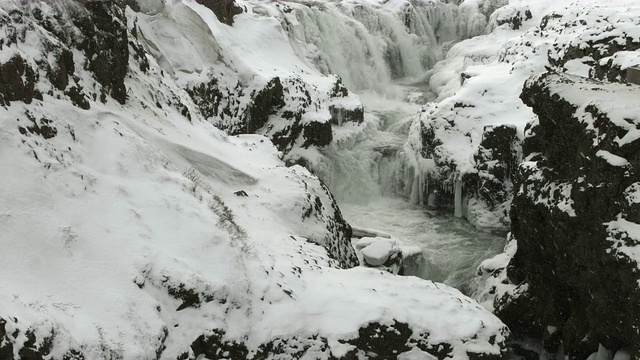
{"left": 278, "top": 0, "right": 505, "bottom": 295}
{"left": 318, "top": 88, "right": 506, "bottom": 296}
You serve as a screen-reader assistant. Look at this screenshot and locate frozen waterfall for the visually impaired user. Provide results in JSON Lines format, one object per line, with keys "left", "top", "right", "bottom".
{"left": 260, "top": 0, "right": 505, "bottom": 293}
{"left": 269, "top": 0, "right": 487, "bottom": 96}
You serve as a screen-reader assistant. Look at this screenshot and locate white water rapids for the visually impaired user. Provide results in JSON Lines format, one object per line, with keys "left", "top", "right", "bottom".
{"left": 317, "top": 89, "right": 505, "bottom": 295}
{"left": 273, "top": 0, "right": 507, "bottom": 295}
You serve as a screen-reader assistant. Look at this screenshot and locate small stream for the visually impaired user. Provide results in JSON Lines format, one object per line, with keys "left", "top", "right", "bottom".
{"left": 341, "top": 198, "right": 505, "bottom": 295}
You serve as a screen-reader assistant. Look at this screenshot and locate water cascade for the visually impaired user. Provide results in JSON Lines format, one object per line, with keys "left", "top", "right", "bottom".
{"left": 268, "top": 0, "right": 505, "bottom": 293}
{"left": 274, "top": 0, "right": 486, "bottom": 96}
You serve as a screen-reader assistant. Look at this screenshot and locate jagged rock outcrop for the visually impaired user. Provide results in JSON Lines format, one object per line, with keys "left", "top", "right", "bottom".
{"left": 538, "top": 7, "right": 640, "bottom": 83}
{"left": 187, "top": 73, "right": 363, "bottom": 156}
{"left": 495, "top": 6, "right": 532, "bottom": 30}
{"left": 0, "top": 0, "right": 148, "bottom": 108}
{"left": 494, "top": 72, "right": 640, "bottom": 358}
{"left": 195, "top": 0, "right": 242, "bottom": 26}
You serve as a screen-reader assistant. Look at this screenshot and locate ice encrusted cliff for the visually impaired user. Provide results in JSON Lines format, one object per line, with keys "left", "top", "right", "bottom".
{"left": 0, "top": 0, "right": 510, "bottom": 359}
{"left": 402, "top": 0, "right": 640, "bottom": 230}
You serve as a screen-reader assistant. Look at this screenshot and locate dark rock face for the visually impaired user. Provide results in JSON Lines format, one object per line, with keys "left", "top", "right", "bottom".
{"left": 541, "top": 8, "right": 640, "bottom": 82}
{"left": 245, "top": 77, "right": 286, "bottom": 134}
{"left": 0, "top": 317, "right": 57, "bottom": 360}
{"left": 0, "top": 0, "right": 135, "bottom": 108}
{"left": 328, "top": 105, "right": 364, "bottom": 126}
{"left": 495, "top": 72, "right": 640, "bottom": 358}
{"left": 195, "top": 0, "right": 243, "bottom": 26}
{"left": 181, "top": 321, "right": 507, "bottom": 360}
{"left": 0, "top": 55, "right": 41, "bottom": 106}
{"left": 188, "top": 75, "right": 357, "bottom": 156}
{"left": 18, "top": 112, "right": 57, "bottom": 139}
{"left": 70, "top": 1, "right": 129, "bottom": 104}
{"left": 302, "top": 120, "right": 332, "bottom": 148}
{"left": 465, "top": 124, "right": 520, "bottom": 209}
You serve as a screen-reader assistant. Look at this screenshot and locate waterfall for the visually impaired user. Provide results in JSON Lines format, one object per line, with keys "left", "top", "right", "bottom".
{"left": 272, "top": 0, "right": 486, "bottom": 97}
{"left": 263, "top": 0, "right": 509, "bottom": 290}
{"left": 313, "top": 110, "right": 413, "bottom": 203}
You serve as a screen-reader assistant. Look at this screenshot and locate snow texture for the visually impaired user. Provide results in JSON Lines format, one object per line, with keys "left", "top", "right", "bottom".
{"left": 0, "top": 0, "right": 509, "bottom": 358}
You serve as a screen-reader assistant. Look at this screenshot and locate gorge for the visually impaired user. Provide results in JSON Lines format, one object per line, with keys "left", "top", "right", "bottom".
{"left": 0, "top": 0, "right": 639, "bottom": 359}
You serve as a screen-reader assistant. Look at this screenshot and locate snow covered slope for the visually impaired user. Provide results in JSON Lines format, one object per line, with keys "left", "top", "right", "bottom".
{"left": 0, "top": 0, "right": 508, "bottom": 359}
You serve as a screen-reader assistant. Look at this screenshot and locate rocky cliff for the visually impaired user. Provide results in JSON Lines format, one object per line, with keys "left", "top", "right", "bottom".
{"left": 488, "top": 73, "right": 640, "bottom": 359}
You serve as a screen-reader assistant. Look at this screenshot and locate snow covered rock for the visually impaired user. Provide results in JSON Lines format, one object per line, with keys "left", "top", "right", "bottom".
{"left": 491, "top": 72, "right": 640, "bottom": 358}
{"left": 0, "top": 0, "right": 510, "bottom": 359}
{"left": 195, "top": 0, "right": 242, "bottom": 25}
{"left": 358, "top": 237, "right": 395, "bottom": 266}
{"left": 403, "top": 0, "right": 640, "bottom": 231}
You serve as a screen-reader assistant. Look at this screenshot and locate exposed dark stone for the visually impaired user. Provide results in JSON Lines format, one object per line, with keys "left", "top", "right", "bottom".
{"left": 187, "top": 77, "right": 224, "bottom": 121}
{"left": 302, "top": 120, "right": 332, "bottom": 148}
{"left": 234, "top": 190, "right": 248, "bottom": 197}
{"left": 546, "top": 15, "right": 640, "bottom": 70}
{"left": 19, "top": 113, "right": 57, "bottom": 139}
{"left": 465, "top": 124, "right": 520, "bottom": 208}
{"left": 66, "top": 86, "right": 90, "bottom": 110}
{"left": 0, "top": 317, "right": 55, "bottom": 360}
{"left": 162, "top": 279, "right": 227, "bottom": 311}
{"left": 185, "top": 321, "right": 505, "bottom": 360}
{"left": 0, "top": 55, "right": 40, "bottom": 106}
{"left": 62, "top": 349, "right": 85, "bottom": 360}
{"left": 195, "top": 0, "right": 243, "bottom": 26}
{"left": 48, "top": 48, "right": 75, "bottom": 90}
{"left": 297, "top": 174, "right": 358, "bottom": 269}
{"left": 0, "top": 318, "right": 14, "bottom": 360}
{"left": 71, "top": 0, "right": 129, "bottom": 104}
{"left": 345, "top": 321, "right": 412, "bottom": 358}
{"left": 329, "top": 77, "right": 349, "bottom": 98}
{"left": 244, "top": 77, "right": 285, "bottom": 134}
{"left": 190, "top": 329, "right": 249, "bottom": 360}
{"left": 496, "top": 72, "right": 640, "bottom": 358}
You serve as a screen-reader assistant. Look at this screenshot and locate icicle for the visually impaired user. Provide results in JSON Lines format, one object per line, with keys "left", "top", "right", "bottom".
{"left": 418, "top": 168, "right": 424, "bottom": 205}
{"left": 410, "top": 172, "right": 420, "bottom": 204}
{"left": 424, "top": 173, "right": 429, "bottom": 206}
{"left": 454, "top": 171, "right": 463, "bottom": 218}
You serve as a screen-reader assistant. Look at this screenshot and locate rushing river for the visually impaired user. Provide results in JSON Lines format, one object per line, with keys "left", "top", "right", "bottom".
{"left": 318, "top": 89, "right": 505, "bottom": 296}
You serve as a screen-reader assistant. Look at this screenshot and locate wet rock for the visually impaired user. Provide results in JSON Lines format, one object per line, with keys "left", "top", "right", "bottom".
{"left": 543, "top": 9, "right": 640, "bottom": 72}
{"left": 245, "top": 77, "right": 285, "bottom": 134}
{"left": 183, "top": 320, "right": 507, "bottom": 360}
{"left": 234, "top": 190, "right": 248, "bottom": 197}
{"left": 297, "top": 172, "right": 358, "bottom": 268}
